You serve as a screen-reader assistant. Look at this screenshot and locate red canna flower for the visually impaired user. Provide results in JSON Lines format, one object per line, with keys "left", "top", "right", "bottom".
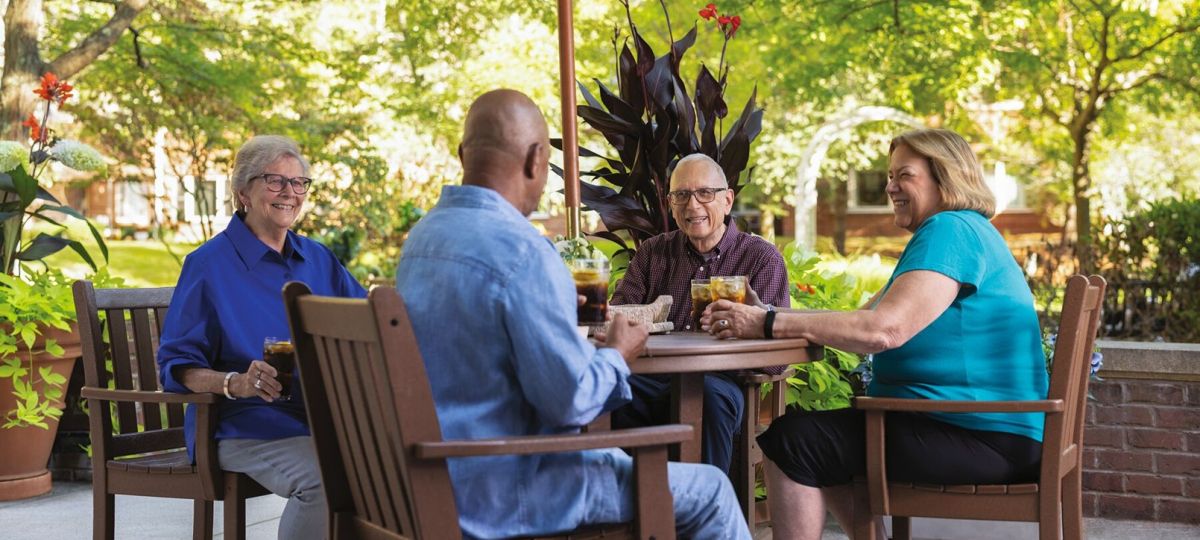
{"left": 33, "top": 72, "right": 73, "bottom": 105}
{"left": 699, "top": 3, "right": 717, "bottom": 20}
{"left": 718, "top": 15, "right": 731, "bottom": 26}
{"left": 22, "top": 113, "right": 47, "bottom": 143}
{"left": 727, "top": 15, "right": 742, "bottom": 37}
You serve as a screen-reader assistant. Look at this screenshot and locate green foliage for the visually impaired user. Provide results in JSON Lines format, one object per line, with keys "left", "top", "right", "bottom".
{"left": 778, "top": 244, "right": 895, "bottom": 411}
{"left": 1093, "top": 197, "right": 1200, "bottom": 341}
{"left": 0, "top": 268, "right": 123, "bottom": 429}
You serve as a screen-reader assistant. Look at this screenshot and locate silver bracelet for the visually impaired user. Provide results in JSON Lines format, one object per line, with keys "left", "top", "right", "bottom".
{"left": 223, "top": 371, "right": 238, "bottom": 400}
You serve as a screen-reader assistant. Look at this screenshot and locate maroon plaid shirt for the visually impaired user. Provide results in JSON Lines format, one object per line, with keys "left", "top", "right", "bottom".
{"left": 612, "top": 220, "right": 791, "bottom": 373}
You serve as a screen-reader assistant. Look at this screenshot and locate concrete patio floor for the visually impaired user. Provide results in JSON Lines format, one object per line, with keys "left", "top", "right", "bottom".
{"left": 1, "top": 480, "right": 1197, "bottom": 539}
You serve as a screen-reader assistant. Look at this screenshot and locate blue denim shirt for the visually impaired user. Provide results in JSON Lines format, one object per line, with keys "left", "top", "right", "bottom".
{"left": 396, "top": 185, "right": 632, "bottom": 538}
{"left": 158, "top": 213, "right": 366, "bottom": 461}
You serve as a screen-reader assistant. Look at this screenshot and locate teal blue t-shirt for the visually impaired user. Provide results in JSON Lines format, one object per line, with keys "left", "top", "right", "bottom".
{"left": 868, "top": 210, "right": 1048, "bottom": 442}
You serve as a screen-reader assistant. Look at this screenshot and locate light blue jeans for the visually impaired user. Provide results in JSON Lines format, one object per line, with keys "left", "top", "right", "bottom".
{"left": 581, "top": 448, "right": 751, "bottom": 540}
{"left": 218, "top": 436, "right": 326, "bottom": 540}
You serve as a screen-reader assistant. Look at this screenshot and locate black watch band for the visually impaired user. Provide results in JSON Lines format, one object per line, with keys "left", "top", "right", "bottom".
{"left": 763, "top": 305, "right": 777, "bottom": 340}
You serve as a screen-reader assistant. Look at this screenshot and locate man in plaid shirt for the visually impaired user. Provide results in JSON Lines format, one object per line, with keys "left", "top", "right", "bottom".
{"left": 610, "top": 153, "right": 790, "bottom": 473}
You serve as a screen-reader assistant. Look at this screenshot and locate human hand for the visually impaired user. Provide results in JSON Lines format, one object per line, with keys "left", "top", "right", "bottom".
{"left": 701, "top": 300, "right": 766, "bottom": 339}
{"left": 595, "top": 312, "right": 648, "bottom": 362}
{"left": 745, "top": 286, "right": 767, "bottom": 309}
{"left": 239, "top": 360, "right": 282, "bottom": 402}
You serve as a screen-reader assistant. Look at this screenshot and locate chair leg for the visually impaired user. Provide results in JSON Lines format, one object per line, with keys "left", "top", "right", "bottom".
{"left": 193, "top": 499, "right": 214, "bottom": 540}
{"left": 1062, "top": 467, "right": 1084, "bottom": 540}
{"left": 94, "top": 489, "right": 114, "bottom": 540}
{"left": 1039, "top": 484, "right": 1063, "bottom": 540}
{"left": 892, "top": 516, "right": 911, "bottom": 540}
{"left": 734, "top": 383, "right": 757, "bottom": 525}
{"left": 224, "top": 473, "right": 248, "bottom": 540}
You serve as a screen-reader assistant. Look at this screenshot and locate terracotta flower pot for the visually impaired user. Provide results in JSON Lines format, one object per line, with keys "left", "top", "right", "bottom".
{"left": 0, "top": 323, "right": 80, "bottom": 501}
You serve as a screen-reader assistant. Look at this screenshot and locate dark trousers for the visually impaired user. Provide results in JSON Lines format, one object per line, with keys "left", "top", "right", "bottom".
{"left": 611, "top": 373, "right": 744, "bottom": 473}
{"left": 758, "top": 407, "right": 1043, "bottom": 488}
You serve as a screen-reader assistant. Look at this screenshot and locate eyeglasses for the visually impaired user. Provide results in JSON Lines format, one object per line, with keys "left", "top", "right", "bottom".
{"left": 666, "top": 187, "right": 729, "bottom": 206}
{"left": 252, "top": 173, "right": 313, "bottom": 194}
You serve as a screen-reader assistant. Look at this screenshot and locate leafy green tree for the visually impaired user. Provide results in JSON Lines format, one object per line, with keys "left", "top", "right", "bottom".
{"left": 997, "top": 1, "right": 1200, "bottom": 271}
{"left": 1, "top": 0, "right": 149, "bottom": 138}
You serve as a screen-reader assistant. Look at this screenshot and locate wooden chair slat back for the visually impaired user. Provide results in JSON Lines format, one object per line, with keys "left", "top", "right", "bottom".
{"left": 285, "top": 283, "right": 459, "bottom": 539}
{"left": 73, "top": 281, "right": 180, "bottom": 453}
{"left": 1043, "top": 275, "right": 1106, "bottom": 471}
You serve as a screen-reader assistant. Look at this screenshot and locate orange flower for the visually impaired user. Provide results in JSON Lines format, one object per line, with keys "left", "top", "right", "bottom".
{"left": 33, "top": 72, "right": 74, "bottom": 105}
{"left": 795, "top": 282, "right": 815, "bottom": 295}
{"left": 699, "top": 3, "right": 717, "bottom": 20}
{"left": 22, "top": 113, "right": 46, "bottom": 143}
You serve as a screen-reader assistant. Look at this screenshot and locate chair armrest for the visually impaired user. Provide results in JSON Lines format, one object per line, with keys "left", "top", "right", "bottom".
{"left": 854, "top": 396, "right": 1064, "bottom": 413}
{"left": 81, "top": 387, "right": 220, "bottom": 405}
{"left": 414, "top": 425, "right": 693, "bottom": 460}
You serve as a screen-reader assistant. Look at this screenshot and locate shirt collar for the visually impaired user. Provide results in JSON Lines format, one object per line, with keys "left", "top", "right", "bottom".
{"left": 436, "top": 184, "right": 529, "bottom": 224}
{"left": 224, "top": 212, "right": 306, "bottom": 270}
{"left": 683, "top": 215, "right": 739, "bottom": 258}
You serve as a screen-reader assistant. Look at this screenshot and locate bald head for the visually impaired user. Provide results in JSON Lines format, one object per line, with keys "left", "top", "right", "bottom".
{"left": 459, "top": 89, "right": 550, "bottom": 216}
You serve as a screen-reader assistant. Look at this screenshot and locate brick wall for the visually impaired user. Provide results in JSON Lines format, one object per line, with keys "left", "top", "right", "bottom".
{"left": 1082, "top": 378, "right": 1200, "bottom": 524}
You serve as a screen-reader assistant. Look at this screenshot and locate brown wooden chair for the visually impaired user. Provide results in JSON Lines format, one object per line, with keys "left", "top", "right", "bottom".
{"left": 73, "top": 280, "right": 270, "bottom": 540}
{"left": 730, "top": 367, "right": 794, "bottom": 526}
{"left": 855, "top": 275, "right": 1106, "bottom": 540}
{"left": 282, "top": 282, "right": 693, "bottom": 540}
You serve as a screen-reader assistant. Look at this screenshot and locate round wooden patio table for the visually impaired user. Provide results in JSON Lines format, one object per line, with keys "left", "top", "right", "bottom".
{"left": 628, "top": 332, "right": 821, "bottom": 463}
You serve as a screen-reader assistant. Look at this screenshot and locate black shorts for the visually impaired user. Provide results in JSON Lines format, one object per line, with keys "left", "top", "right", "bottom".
{"left": 757, "top": 408, "right": 1042, "bottom": 488}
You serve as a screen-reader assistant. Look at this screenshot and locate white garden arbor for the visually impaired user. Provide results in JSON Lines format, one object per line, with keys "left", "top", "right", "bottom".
{"left": 791, "top": 106, "right": 925, "bottom": 249}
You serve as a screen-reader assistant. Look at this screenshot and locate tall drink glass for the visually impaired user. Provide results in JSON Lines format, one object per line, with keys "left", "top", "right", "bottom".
{"left": 710, "top": 275, "right": 748, "bottom": 304}
{"left": 572, "top": 259, "right": 609, "bottom": 326}
{"left": 263, "top": 337, "right": 295, "bottom": 401}
{"left": 690, "top": 279, "right": 711, "bottom": 330}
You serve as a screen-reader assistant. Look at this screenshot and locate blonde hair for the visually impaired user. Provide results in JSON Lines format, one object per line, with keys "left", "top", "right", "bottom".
{"left": 889, "top": 129, "right": 995, "bottom": 218}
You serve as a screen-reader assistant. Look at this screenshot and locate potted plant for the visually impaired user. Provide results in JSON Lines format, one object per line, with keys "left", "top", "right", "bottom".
{"left": 554, "top": 1, "right": 762, "bottom": 265}
{"left": 0, "top": 72, "right": 109, "bottom": 501}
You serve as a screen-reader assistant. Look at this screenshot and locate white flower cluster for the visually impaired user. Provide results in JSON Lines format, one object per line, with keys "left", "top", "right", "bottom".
{"left": 49, "top": 140, "right": 107, "bottom": 174}
{"left": 0, "top": 140, "right": 29, "bottom": 174}
{"left": 553, "top": 235, "right": 606, "bottom": 263}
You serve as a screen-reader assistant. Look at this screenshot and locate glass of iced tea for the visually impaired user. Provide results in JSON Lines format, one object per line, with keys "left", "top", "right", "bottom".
{"left": 710, "top": 275, "right": 747, "bottom": 304}
{"left": 572, "top": 259, "right": 609, "bottom": 326}
{"left": 263, "top": 337, "right": 296, "bottom": 401}
{"left": 690, "top": 279, "right": 711, "bottom": 331}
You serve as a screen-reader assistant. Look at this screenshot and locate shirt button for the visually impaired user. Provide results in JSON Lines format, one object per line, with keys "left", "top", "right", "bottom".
{"left": 685, "top": 325, "right": 692, "bottom": 330}
{"left": 698, "top": 267, "right": 704, "bottom": 272}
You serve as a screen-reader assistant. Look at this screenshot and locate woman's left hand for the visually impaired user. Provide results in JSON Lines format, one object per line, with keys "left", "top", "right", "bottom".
{"left": 701, "top": 300, "right": 767, "bottom": 339}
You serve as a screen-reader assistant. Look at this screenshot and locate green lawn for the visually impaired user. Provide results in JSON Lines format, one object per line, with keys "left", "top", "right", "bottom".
{"left": 44, "top": 240, "right": 198, "bottom": 288}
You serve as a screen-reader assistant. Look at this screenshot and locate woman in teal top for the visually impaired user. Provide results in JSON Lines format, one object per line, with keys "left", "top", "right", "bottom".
{"left": 704, "top": 128, "right": 1047, "bottom": 540}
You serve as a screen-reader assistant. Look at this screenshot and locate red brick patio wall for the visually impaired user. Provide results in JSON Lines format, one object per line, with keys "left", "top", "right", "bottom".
{"left": 1083, "top": 377, "right": 1200, "bottom": 524}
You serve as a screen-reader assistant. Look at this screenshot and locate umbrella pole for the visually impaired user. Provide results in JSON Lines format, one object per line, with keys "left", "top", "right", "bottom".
{"left": 557, "top": 0, "right": 581, "bottom": 238}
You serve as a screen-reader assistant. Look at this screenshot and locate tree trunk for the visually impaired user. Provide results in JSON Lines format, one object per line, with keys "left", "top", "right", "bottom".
{"left": 1, "top": 0, "right": 47, "bottom": 139}
{"left": 1070, "top": 125, "right": 1093, "bottom": 274}
{"left": 2, "top": 0, "right": 150, "bottom": 138}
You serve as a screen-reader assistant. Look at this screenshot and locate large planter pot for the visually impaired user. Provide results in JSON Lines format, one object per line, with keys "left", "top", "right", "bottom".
{"left": 0, "top": 323, "right": 80, "bottom": 501}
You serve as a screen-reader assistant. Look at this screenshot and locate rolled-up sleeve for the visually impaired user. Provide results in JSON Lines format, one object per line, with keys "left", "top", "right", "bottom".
{"left": 504, "top": 246, "right": 632, "bottom": 427}
{"left": 157, "top": 260, "right": 219, "bottom": 393}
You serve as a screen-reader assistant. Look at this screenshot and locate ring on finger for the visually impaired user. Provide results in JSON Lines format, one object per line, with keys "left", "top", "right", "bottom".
{"left": 254, "top": 379, "right": 263, "bottom": 390}
{"left": 719, "top": 319, "right": 729, "bottom": 328}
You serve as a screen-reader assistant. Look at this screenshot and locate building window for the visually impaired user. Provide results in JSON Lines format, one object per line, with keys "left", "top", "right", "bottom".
{"left": 848, "top": 169, "right": 890, "bottom": 209}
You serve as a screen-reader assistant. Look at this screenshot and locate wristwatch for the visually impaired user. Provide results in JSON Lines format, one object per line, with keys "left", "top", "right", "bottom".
{"left": 763, "top": 304, "right": 777, "bottom": 340}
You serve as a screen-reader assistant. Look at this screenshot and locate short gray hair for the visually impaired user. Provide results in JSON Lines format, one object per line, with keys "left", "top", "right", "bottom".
{"left": 670, "top": 153, "right": 727, "bottom": 187}
{"left": 232, "top": 135, "right": 311, "bottom": 212}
